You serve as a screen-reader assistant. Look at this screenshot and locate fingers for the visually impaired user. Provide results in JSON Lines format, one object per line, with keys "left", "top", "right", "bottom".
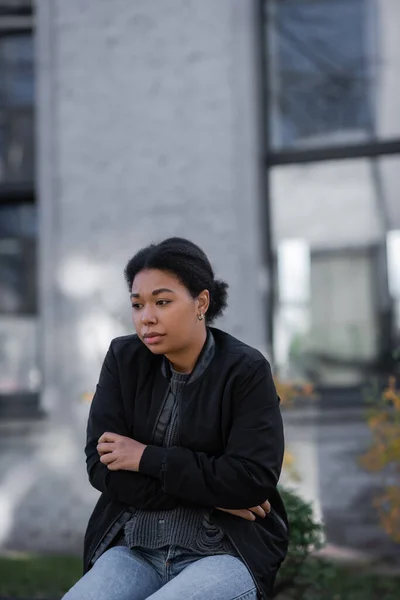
{"left": 98, "top": 432, "right": 120, "bottom": 444}
{"left": 261, "top": 500, "right": 271, "bottom": 514}
{"left": 100, "top": 452, "right": 116, "bottom": 465}
{"left": 248, "top": 499, "right": 271, "bottom": 519}
{"left": 237, "top": 509, "right": 256, "bottom": 521}
{"left": 215, "top": 500, "right": 272, "bottom": 522}
{"left": 97, "top": 442, "right": 115, "bottom": 456}
{"left": 249, "top": 505, "right": 267, "bottom": 519}
{"left": 235, "top": 510, "right": 256, "bottom": 521}
{"left": 106, "top": 460, "right": 120, "bottom": 471}
{"left": 216, "top": 508, "right": 256, "bottom": 521}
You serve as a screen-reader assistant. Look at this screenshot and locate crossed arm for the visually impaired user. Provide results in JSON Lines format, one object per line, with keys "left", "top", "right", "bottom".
{"left": 85, "top": 344, "right": 284, "bottom": 519}
{"left": 96, "top": 431, "right": 271, "bottom": 521}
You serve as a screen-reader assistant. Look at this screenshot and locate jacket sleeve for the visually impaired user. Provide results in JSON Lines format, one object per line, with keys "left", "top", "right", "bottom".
{"left": 139, "top": 359, "right": 284, "bottom": 509}
{"left": 85, "top": 342, "right": 180, "bottom": 510}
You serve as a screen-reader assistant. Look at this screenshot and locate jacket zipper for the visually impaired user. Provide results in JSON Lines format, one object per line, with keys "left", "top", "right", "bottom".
{"left": 150, "top": 387, "right": 170, "bottom": 442}
{"left": 87, "top": 508, "right": 126, "bottom": 567}
{"left": 177, "top": 392, "right": 181, "bottom": 444}
{"left": 224, "top": 531, "right": 264, "bottom": 599}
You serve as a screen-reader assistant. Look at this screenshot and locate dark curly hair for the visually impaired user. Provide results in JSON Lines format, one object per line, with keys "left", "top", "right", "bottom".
{"left": 124, "top": 238, "right": 229, "bottom": 324}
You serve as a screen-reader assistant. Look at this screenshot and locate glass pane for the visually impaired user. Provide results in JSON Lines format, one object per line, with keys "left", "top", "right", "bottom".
{"left": 378, "top": 155, "right": 400, "bottom": 230}
{"left": 275, "top": 240, "right": 311, "bottom": 381}
{"left": 0, "top": 32, "right": 34, "bottom": 184}
{"left": 387, "top": 230, "right": 400, "bottom": 332}
{"left": 0, "top": 316, "right": 40, "bottom": 393}
{"left": 270, "top": 158, "right": 398, "bottom": 385}
{"left": 271, "top": 159, "right": 385, "bottom": 249}
{"left": 266, "top": 0, "right": 400, "bottom": 149}
{"left": 0, "top": 120, "right": 4, "bottom": 181}
{"left": 0, "top": 34, "right": 34, "bottom": 107}
{"left": 0, "top": 237, "right": 36, "bottom": 314}
{"left": 0, "top": 204, "right": 37, "bottom": 237}
{"left": 387, "top": 230, "right": 400, "bottom": 299}
{"left": 2, "top": 109, "right": 34, "bottom": 183}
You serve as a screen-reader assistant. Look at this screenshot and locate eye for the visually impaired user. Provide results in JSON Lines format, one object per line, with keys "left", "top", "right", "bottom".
{"left": 156, "top": 300, "right": 171, "bottom": 307}
{"left": 131, "top": 303, "right": 142, "bottom": 310}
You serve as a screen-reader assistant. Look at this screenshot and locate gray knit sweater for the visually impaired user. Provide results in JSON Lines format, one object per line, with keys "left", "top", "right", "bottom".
{"left": 123, "top": 368, "right": 236, "bottom": 555}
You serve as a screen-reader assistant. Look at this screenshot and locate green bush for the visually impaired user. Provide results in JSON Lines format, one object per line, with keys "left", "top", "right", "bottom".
{"left": 274, "top": 486, "right": 324, "bottom": 597}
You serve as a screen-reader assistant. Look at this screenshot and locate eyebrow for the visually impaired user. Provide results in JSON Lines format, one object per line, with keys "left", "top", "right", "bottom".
{"left": 130, "top": 288, "right": 175, "bottom": 299}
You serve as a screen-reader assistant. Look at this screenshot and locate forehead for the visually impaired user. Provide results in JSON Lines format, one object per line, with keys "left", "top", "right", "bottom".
{"left": 131, "top": 269, "right": 182, "bottom": 293}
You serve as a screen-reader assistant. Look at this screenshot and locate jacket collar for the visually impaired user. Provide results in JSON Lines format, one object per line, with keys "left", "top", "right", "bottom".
{"left": 161, "top": 328, "right": 215, "bottom": 385}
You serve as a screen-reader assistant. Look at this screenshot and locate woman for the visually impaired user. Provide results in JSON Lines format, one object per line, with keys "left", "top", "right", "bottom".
{"left": 64, "top": 237, "right": 288, "bottom": 600}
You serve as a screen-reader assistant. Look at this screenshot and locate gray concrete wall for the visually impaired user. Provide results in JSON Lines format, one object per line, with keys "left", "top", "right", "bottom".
{"left": 39, "top": 0, "right": 267, "bottom": 413}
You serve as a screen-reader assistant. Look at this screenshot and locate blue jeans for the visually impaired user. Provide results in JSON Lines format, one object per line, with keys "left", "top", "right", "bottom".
{"left": 62, "top": 545, "right": 257, "bottom": 600}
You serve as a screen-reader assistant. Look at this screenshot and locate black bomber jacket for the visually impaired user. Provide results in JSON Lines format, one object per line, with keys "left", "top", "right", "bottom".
{"left": 84, "top": 327, "right": 289, "bottom": 599}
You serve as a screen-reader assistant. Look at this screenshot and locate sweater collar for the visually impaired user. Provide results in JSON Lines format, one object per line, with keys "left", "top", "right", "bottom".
{"left": 161, "top": 329, "right": 215, "bottom": 385}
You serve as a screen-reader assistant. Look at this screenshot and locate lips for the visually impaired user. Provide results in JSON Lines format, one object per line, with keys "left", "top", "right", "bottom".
{"left": 144, "top": 333, "right": 164, "bottom": 339}
{"left": 143, "top": 333, "right": 165, "bottom": 345}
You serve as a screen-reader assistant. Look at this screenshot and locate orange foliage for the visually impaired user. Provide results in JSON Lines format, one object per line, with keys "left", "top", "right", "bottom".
{"left": 361, "top": 376, "right": 400, "bottom": 543}
{"left": 274, "top": 378, "right": 315, "bottom": 481}
{"left": 275, "top": 379, "right": 315, "bottom": 408}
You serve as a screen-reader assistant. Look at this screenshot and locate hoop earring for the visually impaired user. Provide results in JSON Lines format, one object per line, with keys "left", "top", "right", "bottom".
{"left": 198, "top": 313, "right": 204, "bottom": 321}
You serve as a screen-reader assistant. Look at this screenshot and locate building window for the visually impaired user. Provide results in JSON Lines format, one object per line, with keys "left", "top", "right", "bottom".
{"left": 0, "top": 2, "right": 38, "bottom": 412}
{"left": 0, "top": 203, "right": 36, "bottom": 314}
{"left": 0, "top": 32, "right": 34, "bottom": 184}
{"left": 263, "top": 0, "right": 400, "bottom": 389}
{"left": 267, "top": 0, "right": 377, "bottom": 150}
{"left": 271, "top": 158, "right": 386, "bottom": 385}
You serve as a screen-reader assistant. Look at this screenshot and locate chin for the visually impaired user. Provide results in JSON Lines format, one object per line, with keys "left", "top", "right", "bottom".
{"left": 146, "top": 345, "right": 166, "bottom": 355}
{"left": 142, "top": 339, "right": 170, "bottom": 355}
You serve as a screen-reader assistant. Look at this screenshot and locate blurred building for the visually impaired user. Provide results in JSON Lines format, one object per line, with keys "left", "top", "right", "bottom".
{"left": 0, "top": 0, "right": 399, "bottom": 558}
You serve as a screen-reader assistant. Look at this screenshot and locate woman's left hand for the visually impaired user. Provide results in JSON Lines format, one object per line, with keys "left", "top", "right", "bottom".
{"left": 97, "top": 432, "right": 146, "bottom": 472}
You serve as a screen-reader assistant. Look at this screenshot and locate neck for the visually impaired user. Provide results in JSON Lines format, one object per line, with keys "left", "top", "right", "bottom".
{"left": 166, "top": 328, "right": 207, "bottom": 373}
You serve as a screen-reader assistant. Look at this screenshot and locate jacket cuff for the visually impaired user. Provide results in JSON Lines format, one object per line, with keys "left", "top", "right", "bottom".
{"left": 138, "top": 445, "right": 166, "bottom": 480}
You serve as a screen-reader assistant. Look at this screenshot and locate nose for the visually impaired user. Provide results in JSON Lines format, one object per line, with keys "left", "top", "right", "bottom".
{"left": 141, "top": 307, "right": 157, "bottom": 325}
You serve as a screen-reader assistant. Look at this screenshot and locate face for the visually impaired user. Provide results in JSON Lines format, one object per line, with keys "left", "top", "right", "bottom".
{"left": 130, "top": 269, "right": 209, "bottom": 355}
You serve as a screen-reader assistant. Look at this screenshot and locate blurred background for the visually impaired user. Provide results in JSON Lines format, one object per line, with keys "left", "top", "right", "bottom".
{"left": 0, "top": 0, "right": 400, "bottom": 597}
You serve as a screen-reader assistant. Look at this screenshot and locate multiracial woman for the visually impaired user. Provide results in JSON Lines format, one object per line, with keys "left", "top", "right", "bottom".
{"left": 63, "top": 237, "right": 288, "bottom": 600}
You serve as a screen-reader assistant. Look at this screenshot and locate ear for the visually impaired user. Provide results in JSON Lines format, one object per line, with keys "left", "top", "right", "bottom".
{"left": 197, "top": 290, "right": 210, "bottom": 316}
